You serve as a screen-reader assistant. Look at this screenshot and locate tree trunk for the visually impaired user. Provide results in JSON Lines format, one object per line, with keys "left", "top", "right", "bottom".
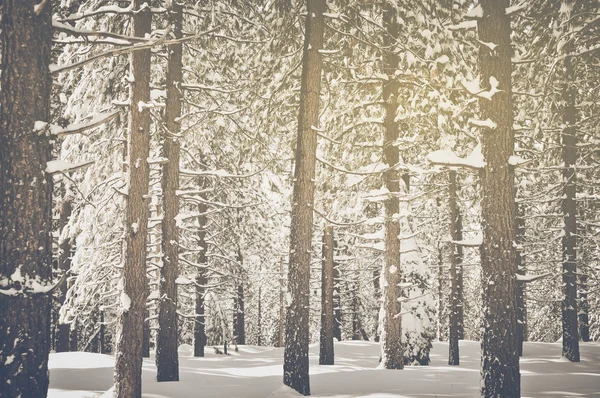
{"left": 234, "top": 280, "right": 245, "bottom": 345}
{"left": 0, "top": 1, "right": 53, "bottom": 396}
{"left": 319, "top": 226, "right": 335, "bottom": 365}
{"left": 56, "top": 199, "right": 73, "bottom": 352}
{"left": 478, "top": 1, "right": 520, "bottom": 396}
{"left": 156, "top": 1, "right": 183, "bottom": 382}
{"left": 113, "top": 1, "right": 152, "bottom": 396}
{"left": 283, "top": 0, "right": 326, "bottom": 395}
{"left": 279, "top": 257, "right": 285, "bottom": 347}
{"left": 142, "top": 309, "right": 150, "bottom": 358}
{"left": 352, "top": 283, "right": 361, "bottom": 341}
{"left": 515, "top": 203, "right": 526, "bottom": 356}
{"left": 333, "top": 251, "right": 342, "bottom": 341}
{"left": 194, "top": 199, "right": 208, "bottom": 357}
{"left": 379, "top": 0, "right": 403, "bottom": 370}
{"left": 448, "top": 171, "right": 460, "bottom": 365}
{"left": 456, "top": 214, "right": 464, "bottom": 341}
{"left": 437, "top": 246, "right": 445, "bottom": 342}
{"left": 560, "top": 2, "right": 580, "bottom": 362}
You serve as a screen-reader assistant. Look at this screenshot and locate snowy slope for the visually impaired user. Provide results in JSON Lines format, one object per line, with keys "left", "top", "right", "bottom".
{"left": 48, "top": 340, "right": 600, "bottom": 398}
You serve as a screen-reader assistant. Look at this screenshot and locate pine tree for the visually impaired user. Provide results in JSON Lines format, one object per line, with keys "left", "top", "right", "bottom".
{"left": 283, "top": 0, "right": 326, "bottom": 394}
{"left": 379, "top": 0, "right": 403, "bottom": 370}
{"left": 319, "top": 225, "right": 335, "bottom": 365}
{"left": 478, "top": 0, "right": 521, "bottom": 396}
{"left": 0, "top": 1, "right": 53, "bottom": 396}
{"left": 113, "top": 1, "right": 152, "bottom": 396}
{"left": 156, "top": 0, "right": 184, "bottom": 382}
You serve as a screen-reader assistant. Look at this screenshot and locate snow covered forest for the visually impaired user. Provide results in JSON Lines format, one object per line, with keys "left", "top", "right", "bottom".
{"left": 1, "top": 0, "right": 600, "bottom": 397}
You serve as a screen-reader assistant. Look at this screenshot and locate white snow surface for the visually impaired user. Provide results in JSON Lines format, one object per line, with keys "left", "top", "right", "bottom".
{"left": 47, "top": 340, "right": 600, "bottom": 398}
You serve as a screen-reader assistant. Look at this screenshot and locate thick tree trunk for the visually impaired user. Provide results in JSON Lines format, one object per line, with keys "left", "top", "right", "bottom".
{"left": 560, "top": 4, "right": 580, "bottom": 361}
{"left": 319, "top": 226, "right": 335, "bottom": 365}
{"left": 283, "top": 0, "right": 326, "bottom": 395}
{"left": 478, "top": 1, "right": 520, "bottom": 396}
{"left": 379, "top": 0, "right": 403, "bottom": 370}
{"left": 113, "top": 1, "right": 152, "bottom": 396}
{"left": 0, "top": 1, "right": 53, "bottom": 396}
{"left": 56, "top": 199, "right": 73, "bottom": 352}
{"left": 156, "top": 1, "right": 183, "bottom": 382}
{"left": 194, "top": 199, "right": 208, "bottom": 357}
{"left": 448, "top": 171, "right": 461, "bottom": 365}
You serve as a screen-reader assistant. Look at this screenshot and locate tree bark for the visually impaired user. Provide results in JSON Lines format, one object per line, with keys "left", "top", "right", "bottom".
{"left": 283, "top": 0, "right": 326, "bottom": 394}
{"left": 279, "top": 257, "right": 285, "bottom": 347}
{"left": 560, "top": 1, "right": 580, "bottom": 362}
{"left": 448, "top": 171, "right": 461, "bottom": 365}
{"left": 194, "top": 198, "right": 208, "bottom": 357}
{"left": 113, "top": 1, "right": 152, "bottom": 396}
{"left": 56, "top": 199, "right": 73, "bottom": 352}
{"left": 379, "top": 0, "right": 403, "bottom": 370}
{"left": 234, "top": 254, "right": 246, "bottom": 346}
{"left": 437, "top": 246, "right": 445, "bottom": 342}
{"left": 156, "top": 1, "right": 183, "bottom": 382}
{"left": 333, "top": 248, "right": 342, "bottom": 341}
{"left": 515, "top": 203, "right": 526, "bottom": 356}
{"left": 478, "top": 1, "right": 520, "bottom": 396}
{"left": 319, "top": 226, "right": 335, "bottom": 365}
{"left": 0, "top": 1, "right": 53, "bottom": 396}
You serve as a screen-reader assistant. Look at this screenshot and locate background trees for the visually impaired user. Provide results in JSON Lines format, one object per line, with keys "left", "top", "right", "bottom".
{"left": 2, "top": 0, "right": 600, "bottom": 396}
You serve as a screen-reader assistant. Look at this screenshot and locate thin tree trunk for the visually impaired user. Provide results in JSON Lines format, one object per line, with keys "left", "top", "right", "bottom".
{"left": 320, "top": 226, "right": 335, "bottom": 365}
{"left": 113, "top": 1, "right": 152, "bottom": 396}
{"left": 448, "top": 171, "right": 460, "bottom": 365}
{"left": 352, "top": 283, "right": 361, "bottom": 341}
{"left": 456, "top": 214, "right": 464, "bottom": 341}
{"left": 515, "top": 203, "right": 526, "bottom": 356}
{"left": 333, "top": 249, "right": 342, "bottom": 341}
{"left": 0, "top": 2, "right": 53, "bottom": 396}
{"left": 156, "top": 2, "right": 183, "bottom": 381}
{"left": 234, "top": 258, "right": 246, "bottom": 346}
{"left": 379, "top": 0, "right": 403, "bottom": 370}
{"left": 194, "top": 198, "right": 208, "bottom": 357}
{"left": 478, "top": 1, "right": 520, "bottom": 396}
{"left": 142, "top": 309, "right": 150, "bottom": 357}
{"left": 56, "top": 199, "right": 73, "bottom": 352}
{"left": 437, "top": 246, "right": 445, "bottom": 342}
{"left": 561, "top": 2, "right": 580, "bottom": 362}
{"left": 279, "top": 257, "right": 285, "bottom": 348}
{"left": 283, "top": 0, "right": 326, "bottom": 395}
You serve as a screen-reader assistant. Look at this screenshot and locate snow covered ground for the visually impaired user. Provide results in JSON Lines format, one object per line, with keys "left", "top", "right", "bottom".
{"left": 48, "top": 340, "right": 600, "bottom": 398}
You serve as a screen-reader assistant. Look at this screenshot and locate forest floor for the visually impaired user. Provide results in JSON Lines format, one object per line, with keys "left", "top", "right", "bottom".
{"left": 48, "top": 340, "right": 600, "bottom": 397}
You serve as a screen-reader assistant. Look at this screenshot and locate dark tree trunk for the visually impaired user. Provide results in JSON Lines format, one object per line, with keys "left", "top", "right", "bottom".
{"left": 70, "top": 324, "right": 78, "bottom": 351}
{"left": 456, "top": 214, "right": 464, "bottom": 340}
{"left": 333, "top": 252, "right": 342, "bottom": 342}
{"left": 234, "top": 280, "right": 245, "bottom": 345}
{"left": 478, "top": 1, "right": 520, "bottom": 396}
{"left": 379, "top": 0, "right": 403, "bottom": 370}
{"left": 194, "top": 199, "right": 208, "bottom": 357}
{"left": 319, "top": 226, "right": 335, "bottom": 365}
{"left": 156, "top": 1, "right": 183, "bottom": 382}
{"left": 352, "top": 283, "right": 361, "bottom": 341}
{"left": 142, "top": 309, "right": 150, "bottom": 358}
{"left": 437, "top": 246, "right": 445, "bottom": 341}
{"left": 448, "top": 171, "right": 461, "bottom": 365}
{"left": 113, "top": 1, "right": 152, "bottom": 396}
{"left": 279, "top": 257, "right": 285, "bottom": 347}
{"left": 560, "top": 5, "right": 580, "bottom": 362}
{"left": 56, "top": 199, "right": 73, "bottom": 352}
{"left": 283, "top": 0, "right": 326, "bottom": 395}
{"left": 0, "top": 1, "right": 53, "bottom": 397}
{"left": 515, "top": 203, "right": 526, "bottom": 356}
